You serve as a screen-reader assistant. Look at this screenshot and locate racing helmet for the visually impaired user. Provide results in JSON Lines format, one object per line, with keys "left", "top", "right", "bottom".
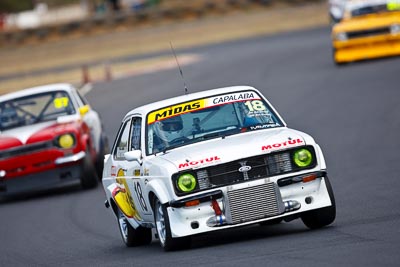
{"left": 0, "top": 106, "right": 19, "bottom": 129}
{"left": 154, "top": 116, "right": 184, "bottom": 143}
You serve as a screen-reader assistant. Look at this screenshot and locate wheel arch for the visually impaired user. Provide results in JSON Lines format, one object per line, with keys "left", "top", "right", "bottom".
{"left": 146, "top": 179, "right": 171, "bottom": 210}
{"left": 109, "top": 197, "right": 119, "bottom": 217}
{"left": 148, "top": 191, "right": 156, "bottom": 210}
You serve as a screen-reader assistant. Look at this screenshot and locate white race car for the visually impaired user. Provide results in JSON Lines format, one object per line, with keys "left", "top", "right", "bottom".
{"left": 102, "top": 86, "right": 336, "bottom": 251}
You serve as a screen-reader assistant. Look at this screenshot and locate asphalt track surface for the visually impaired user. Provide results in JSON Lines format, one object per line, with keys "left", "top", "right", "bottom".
{"left": 1, "top": 26, "right": 400, "bottom": 266}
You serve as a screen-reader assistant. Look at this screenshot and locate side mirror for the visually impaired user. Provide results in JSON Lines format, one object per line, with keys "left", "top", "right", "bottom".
{"left": 124, "top": 150, "right": 142, "bottom": 164}
{"left": 79, "top": 105, "right": 90, "bottom": 116}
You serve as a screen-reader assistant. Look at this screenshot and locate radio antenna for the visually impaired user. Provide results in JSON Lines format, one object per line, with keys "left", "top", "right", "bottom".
{"left": 170, "top": 41, "right": 188, "bottom": 95}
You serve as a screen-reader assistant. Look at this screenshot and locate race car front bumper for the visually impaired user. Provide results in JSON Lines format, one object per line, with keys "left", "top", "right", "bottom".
{"left": 0, "top": 151, "right": 86, "bottom": 197}
{"left": 54, "top": 151, "right": 86, "bottom": 165}
{"left": 166, "top": 172, "right": 332, "bottom": 238}
{"left": 333, "top": 34, "right": 400, "bottom": 63}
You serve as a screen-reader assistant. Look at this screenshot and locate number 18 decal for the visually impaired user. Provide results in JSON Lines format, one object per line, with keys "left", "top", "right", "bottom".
{"left": 244, "top": 100, "right": 266, "bottom": 111}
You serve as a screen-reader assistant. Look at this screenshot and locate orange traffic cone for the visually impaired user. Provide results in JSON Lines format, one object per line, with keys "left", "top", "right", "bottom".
{"left": 104, "top": 62, "right": 112, "bottom": 82}
{"left": 82, "top": 65, "right": 90, "bottom": 84}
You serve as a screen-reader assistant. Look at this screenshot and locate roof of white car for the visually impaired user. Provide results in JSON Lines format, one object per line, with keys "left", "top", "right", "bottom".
{"left": 0, "top": 83, "right": 75, "bottom": 102}
{"left": 124, "top": 85, "right": 260, "bottom": 119}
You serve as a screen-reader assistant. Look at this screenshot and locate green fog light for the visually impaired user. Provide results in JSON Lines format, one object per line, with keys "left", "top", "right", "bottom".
{"left": 177, "top": 173, "right": 197, "bottom": 192}
{"left": 293, "top": 148, "right": 313, "bottom": 167}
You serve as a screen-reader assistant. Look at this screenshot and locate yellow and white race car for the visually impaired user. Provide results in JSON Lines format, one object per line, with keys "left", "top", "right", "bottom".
{"left": 102, "top": 86, "right": 336, "bottom": 251}
{"left": 332, "top": 0, "right": 400, "bottom": 64}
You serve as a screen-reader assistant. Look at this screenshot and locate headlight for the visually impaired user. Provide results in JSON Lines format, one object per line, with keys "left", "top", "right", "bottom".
{"left": 391, "top": 24, "right": 400, "bottom": 34}
{"left": 177, "top": 173, "right": 197, "bottom": 193}
{"left": 57, "top": 134, "right": 75, "bottom": 149}
{"left": 388, "top": 1, "right": 400, "bottom": 11}
{"left": 335, "top": 32, "right": 348, "bottom": 41}
{"left": 293, "top": 148, "right": 313, "bottom": 168}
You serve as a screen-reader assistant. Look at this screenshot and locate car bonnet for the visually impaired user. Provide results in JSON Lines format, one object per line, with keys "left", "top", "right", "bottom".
{"left": 154, "top": 128, "right": 311, "bottom": 172}
{"left": 0, "top": 121, "right": 56, "bottom": 148}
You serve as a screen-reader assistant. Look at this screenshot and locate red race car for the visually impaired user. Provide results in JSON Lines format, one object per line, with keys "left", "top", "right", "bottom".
{"left": 0, "top": 83, "right": 108, "bottom": 197}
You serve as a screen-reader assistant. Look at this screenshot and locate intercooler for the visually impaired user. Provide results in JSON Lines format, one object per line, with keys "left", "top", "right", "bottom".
{"left": 225, "top": 181, "right": 284, "bottom": 224}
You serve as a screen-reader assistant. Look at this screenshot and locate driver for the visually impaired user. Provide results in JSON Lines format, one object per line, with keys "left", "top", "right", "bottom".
{"left": 153, "top": 116, "right": 185, "bottom": 150}
{"left": 0, "top": 105, "right": 20, "bottom": 130}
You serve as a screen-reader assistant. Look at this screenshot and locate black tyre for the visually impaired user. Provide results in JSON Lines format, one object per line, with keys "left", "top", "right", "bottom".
{"left": 332, "top": 47, "right": 339, "bottom": 65}
{"left": 80, "top": 148, "right": 98, "bottom": 189}
{"left": 153, "top": 197, "right": 191, "bottom": 251}
{"left": 95, "top": 134, "right": 109, "bottom": 180}
{"left": 301, "top": 176, "right": 336, "bottom": 229}
{"left": 117, "top": 208, "right": 152, "bottom": 247}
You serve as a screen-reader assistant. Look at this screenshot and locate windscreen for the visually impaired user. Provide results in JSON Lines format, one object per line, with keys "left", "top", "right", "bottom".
{"left": 146, "top": 90, "right": 283, "bottom": 154}
{"left": 348, "top": 0, "right": 400, "bottom": 17}
{"left": 0, "top": 91, "right": 75, "bottom": 131}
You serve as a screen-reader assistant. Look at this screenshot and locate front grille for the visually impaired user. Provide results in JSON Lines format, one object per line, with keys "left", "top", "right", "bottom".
{"left": 347, "top": 27, "right": 390, "bottom": 39}
{"left": 172, "top": 146, "right": 316, "bottom": 196}
{"left": 197, "top": 146, "right": 315, "bottom": 188}
{"left": 0, "top": 141, "right": 54, "bottom": 160}
{"left": 227, "top": 182, "right": 280, "bottom": 224}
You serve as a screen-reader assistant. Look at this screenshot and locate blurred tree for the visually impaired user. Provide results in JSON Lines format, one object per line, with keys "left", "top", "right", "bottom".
{"left": 147, "top": 0, "right": 160, "bottom": 6}
{"left": 108, "top": 0, "right": 120, "bottom": 11}
{"left": 0, "top": 0, "right": 84, "bottom": 12}
{"left": 43, "top": 0, "right": 81, "bottom": 8}
{"left": 0, "top": 0, "right": 34, "bottom": 13}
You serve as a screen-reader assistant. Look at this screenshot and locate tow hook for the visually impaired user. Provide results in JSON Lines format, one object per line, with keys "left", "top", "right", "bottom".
{"left": 206, "top": 215, "right": 227, "bottom": 227}
{"left": 206, "top": 199, "right": 227, "bottom": 227}
{"left": 284, "top": 200, "right": 301, "bottom": 212}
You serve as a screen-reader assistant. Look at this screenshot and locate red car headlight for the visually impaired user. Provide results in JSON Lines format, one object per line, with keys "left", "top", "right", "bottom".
{"left": 55, "top": 133, "right": 76, "bottom": 149}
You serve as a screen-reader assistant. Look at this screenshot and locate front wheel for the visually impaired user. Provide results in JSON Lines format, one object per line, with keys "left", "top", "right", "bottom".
{"left": 117, "top": 209, "right": 152, "bottom": 247}
{"left": 301, "top": 176, "right": 336, "bottom": 229}
{"left": 153, "top": 197, "right": 191, "bottom": 251}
